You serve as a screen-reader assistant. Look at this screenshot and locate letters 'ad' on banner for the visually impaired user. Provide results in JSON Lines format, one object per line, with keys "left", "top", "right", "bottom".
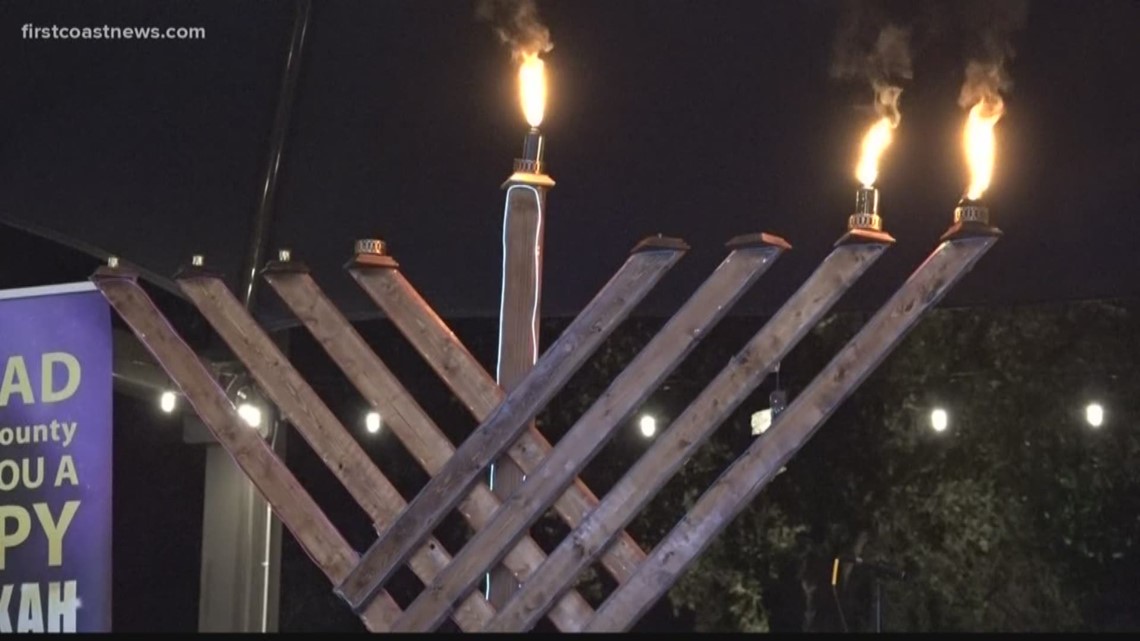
{"left": 0, "top": 283, "right": 112, "bottom": 632}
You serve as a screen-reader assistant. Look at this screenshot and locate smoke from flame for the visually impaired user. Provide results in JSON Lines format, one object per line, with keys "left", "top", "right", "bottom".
{"left": 478, "top": 0, "right": 553, "bottom": 127}
{"left": 518, "top": 53, "right": 546, "bottom": 127}
{"left": 477, "top": 0, "right": 552, "bottom": 61}
{"left": 831, "top": 14, "right": 911, "bottom": 189}
{"left": 956, "top": 0, "right": 1026, "bottom": 199}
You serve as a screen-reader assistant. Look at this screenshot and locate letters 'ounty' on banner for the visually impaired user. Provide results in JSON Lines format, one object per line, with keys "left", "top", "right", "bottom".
{"left": 0, "top": 283, "right": 112, "bottom": 633}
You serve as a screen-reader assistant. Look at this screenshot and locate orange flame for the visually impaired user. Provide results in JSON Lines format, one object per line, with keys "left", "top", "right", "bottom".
{"left": 855, "top": 116, "right": 896, "bottom": 188}
{"left": 963, "top": 97, "right": 1004, "bottom": 200}
{"left": 518, "top": 53, "right": 546, "bottom": 128}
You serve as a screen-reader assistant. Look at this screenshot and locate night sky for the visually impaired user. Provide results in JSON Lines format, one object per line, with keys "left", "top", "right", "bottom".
{"left": 1, "top": 0, "right": 1138, "bottom": 326}
{"left": 1, "top": 0, "right": 1139, "bottom": 632}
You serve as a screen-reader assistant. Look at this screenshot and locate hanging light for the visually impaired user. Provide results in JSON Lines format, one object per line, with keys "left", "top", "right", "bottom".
{"left": 930, "top": 408, "right": 948, "bottom": 433}
{"left": 751, "top": 409, "right": 772, "bottom": 436}
{"left": 638, "top": 414, "right": 657, "bottom": 439}
{"left": 159, "top": 390, "right": 177, "bottom": 414}
{"left": 753, "top": 364, "right": 787, "bottom": 436}
{"left": 237, "top": 402, "right": 262, "bottom": 428}
{"left": 1085, "top": 403, "right": 1104, "bottom": 428}
{"left": 365, "top": 411, "right": 382, "bottom": 434}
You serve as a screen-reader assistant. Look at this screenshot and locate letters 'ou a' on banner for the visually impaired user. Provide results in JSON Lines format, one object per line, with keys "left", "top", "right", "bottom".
{"left": 0, "top": 282, "right": 112, "bottom": 633}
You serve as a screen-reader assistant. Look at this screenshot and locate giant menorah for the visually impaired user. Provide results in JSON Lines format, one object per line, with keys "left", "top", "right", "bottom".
{"left": 90, "top": 27, "right": 1011, "bottom": 628}
{"left": 90, "top": 174, "right": 998, "bottom": 630}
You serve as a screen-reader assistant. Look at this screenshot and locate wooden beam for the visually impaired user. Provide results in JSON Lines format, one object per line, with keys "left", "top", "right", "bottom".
{"left": 351, "top": 261, "right": 646, "bottom": 586}
{"left": 347, "top": 265, "right": 500, "bottom": 418}
{"left": 175, "top": 270, "right": 494, "bottom": 631}
{"left": 485, "top": 237, "right": 891, "bottom": 632}
{"left": 394, "top": 235, "right": 789, "bottom": 631}
{"left": 335, "top": 239, "right": 687, "bottom": 614}
{"left": 89, "top": 268, "right": 399, "bottom": 632}
{"left": 491, "top": 183, "right": 547, "bottom": 608}
{"left": 263, "top": 267, "right": 597, "bottom": 630}
{"left": 586, "top": 230, "right": 999, "bottom": 631}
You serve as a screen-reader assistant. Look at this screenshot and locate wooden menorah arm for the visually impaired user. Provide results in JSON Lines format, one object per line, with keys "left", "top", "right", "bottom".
{"left": 335, "top": 239, "right": 687, "bottom": 614}
{"left": 176, "top": 271, "right": 494, "bottom": 631}
{"left": 90, "top": 270, "right": 400, "bottom": 632}
{"left": 485, "top": 236, "right": 891, "bottom": 632}
{"left": 588, "top": 230, "right": 1000, "bottom": 631}
{"left": 394, "top": 235, "right": 789, "bottom": 631}
{"left": 263, "top": 267, "right": 595, "bottom": 631}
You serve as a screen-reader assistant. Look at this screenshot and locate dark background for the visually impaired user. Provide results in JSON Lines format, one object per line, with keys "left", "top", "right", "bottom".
{"left": 0, "top": 0, "right": 1137, "bottom": 325}
{"left": 0, "top": 0, "right": 1137, "bottom": 632}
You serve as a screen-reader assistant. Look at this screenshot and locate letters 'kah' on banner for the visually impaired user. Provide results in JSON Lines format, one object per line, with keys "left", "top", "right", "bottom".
{"left": 0, "top": 282, "right": 113, "bottom": 633}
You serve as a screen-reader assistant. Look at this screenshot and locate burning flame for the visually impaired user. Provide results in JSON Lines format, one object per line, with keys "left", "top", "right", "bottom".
{"left": 518, "top": 52, "right": 547, "bottom": 128}
{"left": 855, "top": 116, "right": 895, "bottom": 188}
{"left": 963, "top": 97, "right": 1004, "bottom": 200}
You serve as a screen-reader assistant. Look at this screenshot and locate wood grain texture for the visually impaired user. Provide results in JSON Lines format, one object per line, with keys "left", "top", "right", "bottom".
{"left": 394, "top": 242, "right": 786, "bottom": 631}
{"left": 351, "top": 266, "right": 647, "bottom": 588}
{"left": 484, "top": 240, "right": 889, "bottom": 632}
{"left": 177, "top": 274, "right": 494, "bottom": 631}
{"left": 335, "top": 243, "right": 686, "bottom": 613}
{"left": 587, "top": 234, "right": 998, "bottom": 631}
{"left": 491, "top": 184, "right": 549, "bottom": 606}
{"left": 265, "top": 269, "right": 595, "bottom": 631}
{"left": 91, "top": 271, "right": 398, "bottom": 632}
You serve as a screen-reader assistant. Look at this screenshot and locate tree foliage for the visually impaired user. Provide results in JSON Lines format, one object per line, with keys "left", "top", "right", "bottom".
{"left": 608, "top": 300, "right": 1140, "bottom": 632}
{"left": 278, "top": 299, "right": 1139, "bottom": 632}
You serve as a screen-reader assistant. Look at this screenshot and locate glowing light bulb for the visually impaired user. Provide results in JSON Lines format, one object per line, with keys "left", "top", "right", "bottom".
{"left": 238, "top": 403, "right": 262, "bottom": 428}
{"left": 366, "top": 411, "right": 382, "bottom": 434}
{"left": 1085, "top": 403, "right": 1104, "bottom": 428}
{"left": 930, "top": 408, "right": 948, "bottom": 433}
{"left": 159, "top": 390, "right": 177, "bottom": 414}
{"left": 638, "top": 414, "right": 657, "bottom": 439}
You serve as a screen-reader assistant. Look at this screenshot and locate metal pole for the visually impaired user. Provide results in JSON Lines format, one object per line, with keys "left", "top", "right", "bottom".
{"left": 200, "top": 1, "right": 310, "bottom": 632}
{"left": 240, "top": 0, "right": 310, "bottom": 309}
{"left": 178, "top": 265, "right": 495, "bottom": 632}
{"left": 875, "top": 579, "right": 882, "bottom": 633}
{"left": 91, "top": 265, "right": 397, "bottom": 631}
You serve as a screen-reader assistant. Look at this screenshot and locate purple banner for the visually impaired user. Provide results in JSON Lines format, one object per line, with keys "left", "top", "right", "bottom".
{"left": 0, "top": 284, "right": 112, "bottom": 632}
